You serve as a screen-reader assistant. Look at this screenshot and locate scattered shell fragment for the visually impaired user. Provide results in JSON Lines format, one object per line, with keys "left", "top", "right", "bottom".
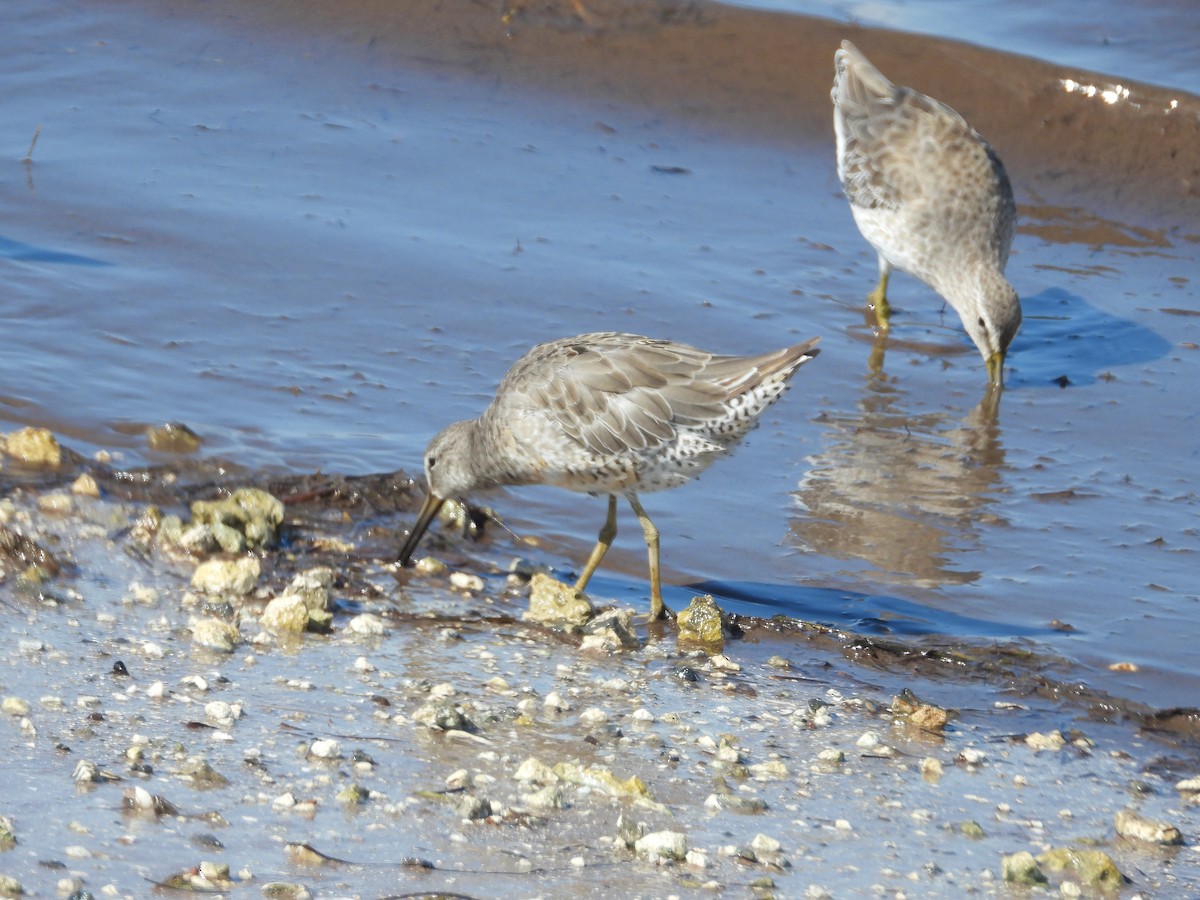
{"left": 634, "top": 830, "right": 687, "bottom": 862}
{"left": 1001, "top": 850, "right": 1047, "bottom": 885}
{"left": 524, "top": 573, "right": 594, "bottom": 629}
{"left": 191, "top": 557, "right": 261, "bottom": 596}
{"left": 145, "top": 421, "right": 203, "bottom": 454}
{"left": 260, "top": 594, "right": 309, "bottom": 633}
{"left": 307, "top": 739, "right": 342, "bottom": 760}
{"left": 1114, "top": 808, "right": 1183, "bottom": 845}
{"left": 553, "top": 762, "right": 650, "bottom": 800}
{"left": 3, "top": 427, "right": 61, "bottom": 466}
{"left": 1037, "top": 847, "right": 1125, "bottom": 890}
{"left": 261, "top": 883, "right": 313, "bottom": 900}
{"left": 190, "top": 618, "right": 241, "bottom": 652}
{"left": 676, "top": 594, "right": 728, "bottom": 646}
{"left": 1025, "top": 730, "right": 1066, "bottom": 752}
{"left": 891, "top": 689, "right": 950, "bottom": 731}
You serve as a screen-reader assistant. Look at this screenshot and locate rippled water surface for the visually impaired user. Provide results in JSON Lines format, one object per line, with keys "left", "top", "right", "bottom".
{"left": 2, "top": 0, "right": 1198, "bottom": 713}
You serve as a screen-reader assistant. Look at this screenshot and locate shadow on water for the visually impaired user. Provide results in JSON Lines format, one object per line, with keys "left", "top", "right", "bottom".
{"left": 0, "top": 233, "right": 110, "bottom": 267}
{"left": 578, "top": 571, "right": 1051, "bottom": 639}
{"left": 788, "top": 376, "right": 1005, "bottom": 590}
{"left": 1006, "top": 286, "right": 1174, "bottom": 388}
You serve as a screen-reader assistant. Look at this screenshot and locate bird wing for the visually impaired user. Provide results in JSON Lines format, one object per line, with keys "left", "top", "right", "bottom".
{"left": 833, "top": 41, "right": 979, "bottom": 213}
{"left": 501, "top": 334, "right": 729, "bottom": 458}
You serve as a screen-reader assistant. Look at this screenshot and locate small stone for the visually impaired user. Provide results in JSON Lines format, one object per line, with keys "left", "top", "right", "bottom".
{"left": 190, "top": 618, "right": 241, "bottom": 652}
{"left": 412, "top": 703, "right": 474, "bottom": 732}
{"left": 817, "top": 748, "right": 845, "bottom": 765}
{"left": 261, "top": 883, "right": 313, "bottom": 900}
{"left": 177, "top": 757, "right": 230, "bottom": 789}
{"left": 750, "top": 833, "right": 783, "bottom": 860}
{"left": 70, "top": 475, "right": 99, "bottom": 496}
{"left": 38, "top": 493, "right": 74, "bottom": 515}
{"left": 1, "top": 697, "right": 30, "bottom": 717}
{"left": 958, "top": 747, "right": 987, "bottom": 766}
{"left": 414, "top": 556, "right": 448, "bottom": 576}
{"left": 542, "top": 691, "right": 570, "bottom": 712}
{"left": 749, "top": 760, "right": 789, "bottom": 780}
{"left": 514, "top": 757, "right": 559, "bottom": 785}
{"left": 1114, "top": 808, "right": 1183, "bottom": 845}
{"left": 765, "top": 655, "right": 792, "bottom": 669}
{"left": 525, "top": 785, "right": 564, "bottom": 810}
{"left": 3, "top": 427, "right": 61, "bottom": 466}
{"left": 921, "top": 757, "right": 944, "bottom": 779}
{"left": 260, "top": 594, "right": 308, "bottom": 633}
{"left": 1025, "top": 730, "right": 1067, "bottom": 752}
{"left": 579, "top": 707, "right": 609, "bottom": 726}
{"left": 190, "top": 488, "right": 284, "bottom": 550}
{"left": 580, "top": 608, "right": 641, "bottom": 650}
{"left": 634, "top": 830, "right": 687, "bottom": 862}
{"left": 191, "top": 557, "right": 261, "bottom": 596}
{"left": 146, "top": 421, "right": 203, "bottom": 453}
{"left": 1037, "top": 847, "right": 1124, "bottom": 890}
{"left": 676, "top": 594, "right": 728, "bottom": 646}
{"left": 1175, "top": 776, "right": 1200, "bottom": 793}
{"left": 336, "top": 784, "right": 370, "bottom": 806}
{"left": 525, "top": 573, "right": 594, "bottom": 629}
{"left": 1001, "top": 851, "right": 1047, "bottom": 885}
{"left": 957, "top": 820, "right": 985, "bottom": 839}
{"left": 449, "top": 571, "right": 485, "bottom": 592}
{"left": 346, "top": 613, "right": 385, "bottom": 636}
{"left": 855, "top": 731, "right": 882, "bottom": 749}
{"left": 0, "top": 874, "right": 23, "bottom": 897}
{"left": 308, "top": 739, "right": 342, "bottom": 760}
{"left": 456, "top": 795, "right": 492, "bottom": 820}
{"left": 553, "top": 762, "right": 649, "bottom": 800}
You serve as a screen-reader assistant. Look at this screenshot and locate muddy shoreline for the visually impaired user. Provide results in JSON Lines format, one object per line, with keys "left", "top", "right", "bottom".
{"left": 3, "top": 444, "right": 1200, "bottom": 896}
{"left": 119, "top": 0, "right": 1200, "bottom": 225}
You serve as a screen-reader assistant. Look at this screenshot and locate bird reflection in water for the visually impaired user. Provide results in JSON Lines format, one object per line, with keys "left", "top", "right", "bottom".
{"left": 792, "top": 368, "right": 1005, "bottom": 589}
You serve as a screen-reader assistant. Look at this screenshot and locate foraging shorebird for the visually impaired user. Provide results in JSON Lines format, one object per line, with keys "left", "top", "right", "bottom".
{"left": 832, "top": 40, "right": 1021, "bottom": 385}
{"left": 399, "top": 331, "right": 820, "bottom": 619}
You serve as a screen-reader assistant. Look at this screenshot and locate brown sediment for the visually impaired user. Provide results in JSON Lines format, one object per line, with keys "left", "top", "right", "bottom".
{"left": 121, "top": 0, "right": 1200, "bottom": 226}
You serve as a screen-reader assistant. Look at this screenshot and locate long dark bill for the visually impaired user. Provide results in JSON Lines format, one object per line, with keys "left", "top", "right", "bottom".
{"left": 398, "top": 492, "right": 446, "bottom": 565}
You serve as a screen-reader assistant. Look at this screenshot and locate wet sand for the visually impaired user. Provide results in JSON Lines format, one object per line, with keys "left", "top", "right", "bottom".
{"left": 3, "top": 0, "right": 1200, "bottom": 895}
{"left": 192, "top": 0, "right": 1200, "bottom": 221}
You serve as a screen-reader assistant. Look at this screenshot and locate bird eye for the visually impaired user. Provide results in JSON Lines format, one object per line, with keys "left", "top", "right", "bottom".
{"left": 427, "top": 455, "right": 437, "bottom": 469}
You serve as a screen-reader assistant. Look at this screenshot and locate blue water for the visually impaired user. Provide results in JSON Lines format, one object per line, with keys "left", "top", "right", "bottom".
{"left": 732, "top": 0, "right": 1200, "bottom": 92}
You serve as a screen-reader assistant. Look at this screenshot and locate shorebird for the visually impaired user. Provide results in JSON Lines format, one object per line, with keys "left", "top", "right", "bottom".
{"left": 399, "top": 332, "right": 820, "bottom": 619}
{"left": 832, "top": 40, "right": 1021, "bottom": 386}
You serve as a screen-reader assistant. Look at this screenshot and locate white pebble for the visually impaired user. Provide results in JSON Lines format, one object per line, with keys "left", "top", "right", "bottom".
{"left": 308, "top": 738, "right": 342, "bottom": 759}
{"left": 578, "top": 707, "right": 608, "bottom": 726}
{"left": 855, "top": 731, "right": 882, "bottom": 749}
{"left": 347, "top": 613, "right": 385, "bottom": 635}
{"left": 449, "top": 571, "right": 484, "bottom": 592}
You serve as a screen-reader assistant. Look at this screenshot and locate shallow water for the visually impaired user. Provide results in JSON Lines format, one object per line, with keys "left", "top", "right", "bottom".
{"left": 736, "top": 0, "right": 1200, "bottom": 93}
{"left": 2, "top": 0, "right": 1198, "bottom": 720}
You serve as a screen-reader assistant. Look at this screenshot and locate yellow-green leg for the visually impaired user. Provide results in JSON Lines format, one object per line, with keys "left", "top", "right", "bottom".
{"left": 574, "top": 494, "right": 617, "bottom": 593}
{"left": 626, "top": 493, "right": 670, "bottom": 620}
{"left": 869, "top": 268, "right": 892, "bottom": 331}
